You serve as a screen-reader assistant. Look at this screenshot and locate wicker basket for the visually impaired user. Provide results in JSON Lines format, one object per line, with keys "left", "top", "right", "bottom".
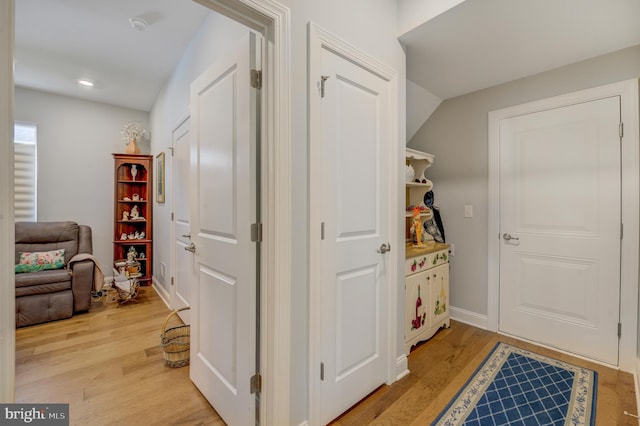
{"left": 160, "top": 307, "right": 190, "bottom": 368}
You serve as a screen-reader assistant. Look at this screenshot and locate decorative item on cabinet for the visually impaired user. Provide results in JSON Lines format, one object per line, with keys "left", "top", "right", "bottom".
{"left": 113, "top": 153, "right": 153, "bottom": 285}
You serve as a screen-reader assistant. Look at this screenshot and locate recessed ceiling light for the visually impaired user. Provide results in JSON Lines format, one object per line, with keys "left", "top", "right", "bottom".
{"left": 78, "top": 79, "right": 94, "bottom": 88}
{"left": 129, "top": 17, "right": 149, "bottom": 31}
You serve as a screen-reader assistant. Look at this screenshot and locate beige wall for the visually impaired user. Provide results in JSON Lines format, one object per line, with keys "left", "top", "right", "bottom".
{"left": 408, "top": 43, "right": 640, "bottom": 319}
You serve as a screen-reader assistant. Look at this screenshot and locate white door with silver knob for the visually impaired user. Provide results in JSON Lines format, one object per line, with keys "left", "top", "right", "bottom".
{"left": 499, "top": 95, "right": 621, "bottom": 365}
{"left": 312, "top": 39, "right": 392, "bottom": 424}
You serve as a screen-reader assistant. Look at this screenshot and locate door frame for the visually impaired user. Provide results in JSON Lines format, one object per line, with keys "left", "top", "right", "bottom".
{"left": 193, "top": 1, "right": 292, "bottom": 423}
{"left": 0, "top": 0, "right": 293, "bottom": 422}
{"left": 307, "top": 22, "right": 400, "bottom": 425}
{"left": 487, "top": 79, "right": 639, "bottom": 372}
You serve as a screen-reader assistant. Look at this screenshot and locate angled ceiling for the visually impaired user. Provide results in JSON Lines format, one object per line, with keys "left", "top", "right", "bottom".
{"left": 401, "top": 0, "right": 640, "bottom": 99}
{"left": 14, "top": 1, "right": 640, "bottom": 111}
{"left": 15, "top": 0, "right": 210, "bottom": 111}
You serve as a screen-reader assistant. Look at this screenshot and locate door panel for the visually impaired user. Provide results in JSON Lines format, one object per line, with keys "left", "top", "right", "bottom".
{"left": 172, "top": 117, "right": 192, "bottom": 319}
{"left": 189, "top": 32, "right": 258, "bottom": 426}
{"left": 320, "top": 47, "right": 390, "bottom": 424}
{"left": 499, "top": 96, "right": 621, "bottom": 365}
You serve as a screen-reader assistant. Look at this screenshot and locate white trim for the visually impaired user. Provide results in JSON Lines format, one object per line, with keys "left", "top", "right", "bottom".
{"left": 0, "top": 0, "right": 15, "bottom": 403}
{"left": 449, "top": 306, "right": 488, "bottom": 330}
{"left": 152, "top": 277, "right": 172, "bottom": 310}
{"left": 488, "top": 79, "right": 639, "bottom": 372}
{"left": 307, "top": 22, "right": 400, "bottom": 425}
{"left": 396, "top": 355, "right": 410, "bottom": 381}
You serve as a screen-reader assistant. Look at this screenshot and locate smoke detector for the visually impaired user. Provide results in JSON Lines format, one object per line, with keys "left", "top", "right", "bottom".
{"left": 129, "top": 17, "right": 149, "bottom": 31}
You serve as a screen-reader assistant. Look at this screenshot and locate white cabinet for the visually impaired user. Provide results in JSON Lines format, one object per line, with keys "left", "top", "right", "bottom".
{"left": 404, "top": 146, "right": 450, "bottom": 354}
{"left": 405, "top": 246, "right": 450, "bottom": 354}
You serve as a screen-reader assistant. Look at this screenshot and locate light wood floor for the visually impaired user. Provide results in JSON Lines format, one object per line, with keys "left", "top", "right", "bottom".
{"left": 16, "top": 289, "right": 637, "bottom": 425}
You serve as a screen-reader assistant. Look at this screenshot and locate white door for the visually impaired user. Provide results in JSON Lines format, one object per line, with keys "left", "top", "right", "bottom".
{"left": 319, "top": 47, "right": 391, "bottom": 424}
{"left": 171, "top": 116, "right": 193, "bottom": 322}
{"left": 189, "top": 32, "right": 259, "bottom": 426}
{"left": 499, "top": 96, "right": 621, "bottom": 365}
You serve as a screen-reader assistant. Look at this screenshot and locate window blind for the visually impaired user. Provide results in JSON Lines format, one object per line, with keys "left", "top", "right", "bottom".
{"left": 14, "top": 122, "right": 37, "bottom": 222}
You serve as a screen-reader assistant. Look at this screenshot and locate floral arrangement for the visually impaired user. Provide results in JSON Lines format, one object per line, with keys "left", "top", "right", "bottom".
{"left": 121, "top": 121, "right": 147, "bottom": 145}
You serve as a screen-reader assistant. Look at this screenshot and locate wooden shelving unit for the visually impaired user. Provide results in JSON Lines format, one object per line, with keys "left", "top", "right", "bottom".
{"left": 113, "top": 154, "right": 153, "bottom": 285}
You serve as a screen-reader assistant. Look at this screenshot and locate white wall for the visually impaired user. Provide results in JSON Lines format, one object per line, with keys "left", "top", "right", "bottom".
{"left": 14, "top": 87, "right": 149, "bottom": 275}
{"left": 149, "top": 1, "right": 406, "bottom": 424}
{"left": 408, "top": 44, "right": 640, "bottom": 320}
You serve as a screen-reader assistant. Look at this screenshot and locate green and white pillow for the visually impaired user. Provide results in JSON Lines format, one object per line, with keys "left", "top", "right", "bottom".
{"left": 15, "top": 249, "right": 66, "bottom": 273}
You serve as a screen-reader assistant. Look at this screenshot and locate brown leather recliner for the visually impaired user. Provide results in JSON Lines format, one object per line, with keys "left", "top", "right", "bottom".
{"left": 15, "top": 221, "right": 95, "bottom": 327}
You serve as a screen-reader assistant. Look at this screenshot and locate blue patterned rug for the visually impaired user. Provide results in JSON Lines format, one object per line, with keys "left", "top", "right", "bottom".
{"left": 432, "top": 342, "right": 597, "bottom": 426}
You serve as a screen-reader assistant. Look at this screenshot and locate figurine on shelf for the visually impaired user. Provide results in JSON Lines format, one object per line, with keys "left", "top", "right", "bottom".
{"left": 134, "top": 231, "right": 140, "bottom": 240}
{"left": 132, "top": 193, "right": 140, "bottom": 201}
{"left": 122, "top": 211, "right": 129, "bottom": 221}
{"left": 139, "top": 231, "right": 146, "bottom": 240}
{"left": 131, "top": 164, "right": 138, "bottom": 181}
{"left": 120, "top": 233, "right": 128, "bottom": 240}
{"left": 139, "top": 252, "right": 145, "bottom": 259}
{"left": 130, "top": 205, "right": 139, "bottom": 219}
{"left": 410, "top": 206, "right": 425, "bottom": 247}
{"left": 128, "top": 232, "right": 135, "bottom": 240}
{"left": 127, "top": 246, "right": 138, "bottom": 262}
{"left": 123, "top": 196, "right": 131, "bottom": 201}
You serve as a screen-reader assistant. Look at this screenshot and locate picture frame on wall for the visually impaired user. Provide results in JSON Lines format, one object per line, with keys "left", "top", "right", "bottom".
{"left": 156, "top": 152, "right": 165, "bottom": 204}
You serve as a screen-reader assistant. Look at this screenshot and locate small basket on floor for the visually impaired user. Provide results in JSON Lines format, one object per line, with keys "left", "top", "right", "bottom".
{"left": 160, "top": 306, "right": 190, "bottom": 368}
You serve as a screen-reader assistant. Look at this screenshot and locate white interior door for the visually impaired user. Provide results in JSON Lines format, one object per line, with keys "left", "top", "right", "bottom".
{"left": 171, "top": 116, "right": 193, "bottom": 322}
{"left": 499, "top": 96, "right": 621, "bottom": 365}
{"left": 318, "top": 46, "right": 391, "bottom": 425}
{"left": 189, "top": 32, "right": 259, "bottom": 426}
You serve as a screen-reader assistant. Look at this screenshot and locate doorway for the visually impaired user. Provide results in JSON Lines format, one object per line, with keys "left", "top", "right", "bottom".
{"left": 0, "top": 1, "right": 293, "bottom": 422}
{"left": 487, "top": 79, "right": 639, "bottom": 371}
{"left": 308, "top": 23, "right": 400, "bottom": 424}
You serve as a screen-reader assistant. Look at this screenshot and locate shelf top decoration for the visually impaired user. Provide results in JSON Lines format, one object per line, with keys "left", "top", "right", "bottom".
{"left": 121, "top": 121, "right": 147, "bottom": 154}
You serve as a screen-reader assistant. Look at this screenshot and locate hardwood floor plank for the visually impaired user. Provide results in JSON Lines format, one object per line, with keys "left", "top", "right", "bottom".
{"left": 17, "top": 291, "right": 636, "bottom": 426}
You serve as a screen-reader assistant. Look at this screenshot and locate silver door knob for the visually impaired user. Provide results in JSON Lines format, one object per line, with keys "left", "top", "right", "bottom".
{"left": 182, "top": 233, "right": 191, "bottom": 239}
{"left": 503, "top": 233, "right": 519, "bottom": 241}
{"left": 377, "top": 243, "right": 391, "bottom": 254}
{"left": 184, "top": 242, "right": 196, "bottom": 253}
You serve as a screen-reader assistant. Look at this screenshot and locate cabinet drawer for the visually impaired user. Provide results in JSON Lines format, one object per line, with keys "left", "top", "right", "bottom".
{"left": 405, "top": 249, "right": 448, "bottom": 276}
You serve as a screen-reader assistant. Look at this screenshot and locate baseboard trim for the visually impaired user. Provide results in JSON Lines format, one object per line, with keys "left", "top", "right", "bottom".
{"left": 151, "top": 276, "right": 171, "bottom": 309}
{"left": 396, "top": 354, "right": 409, "bottom": 381}
{"left": 296, "top": 422, "right": 309, "bottom": 426}
{"left": 450, "top": 306, "right": 488, "bottom": 330}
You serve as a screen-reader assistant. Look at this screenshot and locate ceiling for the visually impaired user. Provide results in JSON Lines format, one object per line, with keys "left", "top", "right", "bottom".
{"left": 14, "top": 0, "right": 210, "bottom": 112}
{"left": 14, "top": 1, "right": 640, "bottom": 111}
{"left": 400, "top": 0, "right": 640, "bottom": 99}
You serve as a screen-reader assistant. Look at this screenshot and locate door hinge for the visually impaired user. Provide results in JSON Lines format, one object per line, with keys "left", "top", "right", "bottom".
{"left": 618, "top": 322, "right": 622, "bottom": 338}
{"left": 170, "top": 277, "right": 174, "bottom": 286}
{"left": 171, "top": 212, "right": 174, "bottom": 221}
{"left": 250, "top": 373, "right": 262, "bottom": 394}
{"left": 250, "top": 69, "right": 262, "bottom": 89}
{"left": 320, "top": 362, "right": 324, "bottom": 381}
{"left": 168, "top": 146, "right": 175, "bottom": 156}
{"left": 619, "top": 122, "right": 624, "bottom": 139}
{"left": 621, "top": 223, "right": 624, "bottom": 239}
{"left": 320, "top": 75, "right": 330, "bottom": 98}
{"left": 251, "top": 223, "right": 263, "bottom": 242}
{"left": 321, "top": 222, "right": 325, "bottom": 240}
